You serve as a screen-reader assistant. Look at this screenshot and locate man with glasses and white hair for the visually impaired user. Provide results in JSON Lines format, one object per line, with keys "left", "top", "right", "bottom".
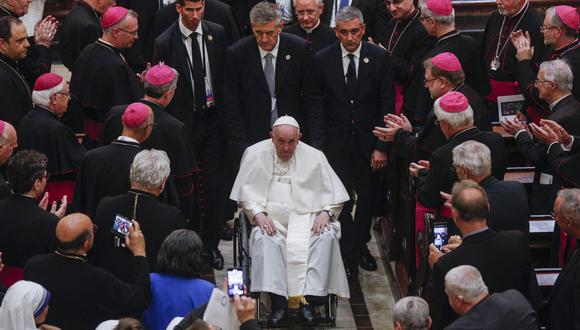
{"left": 502, "top": 59, "right": 580, "bottom": 213}
{"left": 224, "top": 1, "right": 323, "bottom": 161}
{"left": 393, "top": 296, "right": 431, "bottom": 330}
{"left": 451, "top": 140, "right": 529, "bottom": 234}
{"left": 19, "top": 73, "right": 86, "bottom": 206}
{"left": 92, "top": 149, "right": 187, "bottom": 283}
{"left": 444, "top": 265, "right": 538, "bottom": 330}
{"left": 512, "top": 6, "right": 580, "bottom": 114}
{"left": 283, "top": 0, "right": 336, "bottom": 52}
{"left": 69, "top": 6, "right": 143, "bottom": 146}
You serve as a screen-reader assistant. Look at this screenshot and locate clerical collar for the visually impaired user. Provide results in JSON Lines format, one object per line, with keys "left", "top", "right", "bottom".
{"left": 507, "top": 1, "right": 528, "bottom": 19}
{"left": 97, "top": 39, "right": 121, "bottom": 54}
{"left": 259, "top": 37, "right": 280, "bottom": 59}
{"left": 554, "top": 39, "right": 580, "bottom": 57}
{"left": 341, "top": 42, "right": 361, "bottom": 58}
{"left": 35, "top": 105, "right": 58, "bottom": 118}
{"left": 550, "top": 93, "right": 571, "bottom": 111}
{"left": 179, "top": 18, "right": 202, "bottom": 38}
{"left": 129, "top": 188, "right": 156, "bottom": 200}
{"left": 437, "top": 30, "right": 460, "bottom": 44}
{"left": 54, "top": 250, "right": 88, "bottom": 262}
{"left": 0, "top": 5, "right": 16, "bottom": 17}
{"left": 400, "top": 8, "right": 419, "bottom": 23}
{"left": 117, "top": 136, "right": 139, "bottom": 144}
{"left": 140, "top": 98, "right": 163, "bottom": 111}
{"left": 0, "top": 53, "right": 18, "bottom": 67}
{"left": 450, "top": 126, "right": 477, "bottom": 141}
{"left": 301, "top": 20, "right": 320, "bottom": 34}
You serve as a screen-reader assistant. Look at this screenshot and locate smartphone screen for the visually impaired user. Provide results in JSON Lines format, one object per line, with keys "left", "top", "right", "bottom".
{"left": 227, "top": 268, "right": 245, "bottom": 297}
{"left": 112, "top": 215, "right": 132, "bottom": 237}
{"left": 433, "top": 223, "right": 449, "bottom": 251}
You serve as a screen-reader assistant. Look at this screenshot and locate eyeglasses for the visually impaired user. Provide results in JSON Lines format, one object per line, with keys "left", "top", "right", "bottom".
{"left": 56, "top": 92, "right": 71, "bottom": 99}
{"left": 424, "top": 76, "right": 440, "bottom": 84}
{"left": 533, "top": 79, "right": 554, "bottom": 86}
{"left": 540, "top": 25, "right": 559, "bottom": 32}
{"left": 419, "top": 16, "right": 432, "bottom": 21}
{"left": 146, "top": 122, "right": 158, "bottom": 129}
{"left": 116, "top": 27, "right": 139, "bottom": 37}
{"left": 296, "top": 9, "right": 318, "bottom": 17}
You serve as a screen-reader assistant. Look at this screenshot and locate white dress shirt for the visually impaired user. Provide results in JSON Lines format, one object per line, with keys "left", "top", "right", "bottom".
{"left": 258, "top": 37, "right": 281, "bottom": 72}
{"left": 341, "top": 42, "right": 361, "bottom": 82}
{"left": 179, "top": 19, "right": 213, "bottom": 100}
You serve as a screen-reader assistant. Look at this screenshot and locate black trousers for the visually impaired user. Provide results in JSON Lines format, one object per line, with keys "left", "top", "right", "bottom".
{"left": 329, "top": 140, "right": 380, "bottom": 267}
{"left": 190, "top": 110, "right": 228, "bottom": 250}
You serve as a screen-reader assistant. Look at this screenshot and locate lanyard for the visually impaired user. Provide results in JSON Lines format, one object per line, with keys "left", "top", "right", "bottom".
{"left": 387, "top": 10, "right": 420, "bottom": 55}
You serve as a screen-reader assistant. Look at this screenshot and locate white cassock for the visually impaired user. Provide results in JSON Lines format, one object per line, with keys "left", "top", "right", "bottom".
{"left": 230, "top": 140, "right": 350, "bottom": 302}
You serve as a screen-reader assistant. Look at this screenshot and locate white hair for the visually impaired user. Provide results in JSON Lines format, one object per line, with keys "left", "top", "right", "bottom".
{"left": 557, "top": 189, "right": 580, "bottom": 227}
{"left": 444, "top": 265, "right": 488, "bottom": 304}
{"left": 393, "top": 296, "right": 430, "bottom": 330}
{"left": 452, "top": 141, "right": 492, "bottom": 177}
{"left": 433, "top": 96, "right": 474, "bottom": 129}
{"left": 130, "top": 149, "right": 171, "bottom": 190}
{"left": 31, "top": 81, "right": 65, "bottom": 108}
{"left": 540, "top": 59, "right": 574, "bottom": 93}
{"left": 292, "top": 0, "right": 323, "bottom": 6}
{"left": 418, "top": 0, "right": 455, "bottom": 26}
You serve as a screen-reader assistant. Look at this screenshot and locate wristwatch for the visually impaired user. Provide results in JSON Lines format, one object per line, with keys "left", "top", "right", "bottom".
{"left": 322, "top": 210, "right": 335, "bottom": 220}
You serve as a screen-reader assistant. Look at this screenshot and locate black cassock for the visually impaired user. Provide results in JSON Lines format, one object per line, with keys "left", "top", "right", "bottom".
{"left": 69, "top": 40, "right": 143, "bottom": 140}
{"left": 73, "top": 140, "right": 141, "bottom": 217}
{"left": 91, "top": 189, "right": 187, "bottom": 282}
{"left": 100, "top": 99, "right": 197, "bottom": 220}
{"left": 59, "top": 0, "right": 102, "bottom": 71}
{"left": 283, "top": 22, "right": 337, "bottom": 53}
{"left": 18, "top": 106, "right": 86, "bottom": 176}
{"left": 0, "top": 173, "right": 9, "bottom": 200}
{"left": 0, "top": 54, "right": 33, "bottom": 127}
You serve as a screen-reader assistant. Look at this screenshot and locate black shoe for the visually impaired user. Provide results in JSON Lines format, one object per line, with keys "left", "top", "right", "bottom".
{"left": 267, "top": 308, "right": 287, "bottom": 327}
{"left": 206, "top": 248, "right": 224, "bottom": 270}
{"left": 359, "top": 246, "right": 377, "bottom": 271}
{"left": 299, "top": 304, "right": 316, "bottom": 324}
{"left": 219, "top": 224, "right": 233, "bottom": 241}
{"left": 345, "top": 264, "right": 359, "bottom": 280}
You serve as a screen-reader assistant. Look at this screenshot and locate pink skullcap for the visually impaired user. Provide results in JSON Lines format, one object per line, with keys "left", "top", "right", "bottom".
{"left": 432, "top": 52, "right": 462, "bottom": 72}
{"left": 33, "top": 73, "right": 63, "bottom": 91}
{"left": 439, "top": 91, "right": 468, "bottom": 113}
{"left": 145, "top": 63, "right": 176, "bottom": 86}
{"left": 102, "top": 6, "right": 129, "bottom": 29}
{"left": 0, "top": 121, "right": 5, "bottom": 137}
{"left": 426, "top": 0, "right": 453, "bottom": 16}
{"left": 122, "top": 103, "right": 151, "bottom": 128}
{"left": 555, "top": 6, "right": 579, "bottom": 31}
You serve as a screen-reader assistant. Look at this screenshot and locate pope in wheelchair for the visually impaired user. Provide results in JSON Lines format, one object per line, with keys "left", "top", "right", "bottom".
{"left": 230, "top": 116, "right": 350, "bottom": 326}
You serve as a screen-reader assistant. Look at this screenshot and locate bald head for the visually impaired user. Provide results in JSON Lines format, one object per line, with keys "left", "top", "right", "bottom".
{"left": 56, "top": 213, "right": 93, "bottom": 253}
{"left": 0, "top": 121, "right": 17, "bottom": 165}
{"left": 451, "top": 180, "right": 490, "bottom": 222}
{"left": 270, "top": 124, "right": 301, "bottom": 162}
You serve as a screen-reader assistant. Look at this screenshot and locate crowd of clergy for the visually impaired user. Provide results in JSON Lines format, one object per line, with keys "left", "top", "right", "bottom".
{"left": 0, "top": 0, "right": 580, "bottom": 328}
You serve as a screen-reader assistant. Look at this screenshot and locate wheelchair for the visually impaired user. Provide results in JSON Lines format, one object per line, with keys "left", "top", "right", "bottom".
{"left": 233, "top": 212, "right": 338, "bottom": 328}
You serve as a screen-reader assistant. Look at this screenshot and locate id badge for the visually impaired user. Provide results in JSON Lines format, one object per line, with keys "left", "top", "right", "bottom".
{"left": 205, "top": 76, "right": 215, "bottom": 108}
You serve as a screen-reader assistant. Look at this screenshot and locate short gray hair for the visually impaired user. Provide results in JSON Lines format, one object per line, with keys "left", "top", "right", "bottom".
{"left": 557, "top": 189, "right": 580, "bottom": 227}
{"left": 433, "top": 94, "right": 474, "bottom": 129}
{"left": 540, "top": 59, "right": 574, "bottom": 93}
{"left": 144, "top": 68, "right": 179, "bottom": 98}
{"left": 335, "top": 6, "right": 364, "bottom": 24}
{"left": 130, "top": 149, "right": 171, "bottom": 190}
{"left": 32, "top": 80, "right": 65, "bottom": 108}
{"left": 546, "top": 6, "right": 578, "bottom": 37}
{"left": 292, "top": 0, "right": 323, "bottom": 6}
{"left": 452, "top": 141, "right": 492, "bottom": 177}
{"left": 418, "top": 0, "right": 455, "bottom": 26}
{"left": 250, "top": 2, "right": 281, "bottom": 25}
{"left": 103, "top": 9, "right": 138, "bottom": 33}
{"left": 393, "top": 296, "right": 430, "bottom": 330}
{"left": 445, "top": 265, "right": 488, "bottom": 304}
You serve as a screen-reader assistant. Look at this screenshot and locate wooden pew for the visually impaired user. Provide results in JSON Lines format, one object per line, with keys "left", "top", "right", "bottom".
{"left": 529, "top": 214, "right": 555, "bottom": 268}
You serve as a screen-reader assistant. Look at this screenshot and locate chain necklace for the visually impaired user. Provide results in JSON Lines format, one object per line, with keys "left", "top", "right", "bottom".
{"left": 387, "top": 10, "right": 420, "bottom": 55}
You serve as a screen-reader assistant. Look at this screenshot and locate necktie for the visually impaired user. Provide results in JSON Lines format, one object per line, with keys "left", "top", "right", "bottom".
{"left": 264, "top": 53, "right": 278, "bottom": 125}
{"left": 339, "top": 0, "right": 348, "bottom": 9}
{"left": 346, "top": 53, "right": 357, "bottom": 101}
{"left": 190, "top": 32, "right": 206, "bottom": 112}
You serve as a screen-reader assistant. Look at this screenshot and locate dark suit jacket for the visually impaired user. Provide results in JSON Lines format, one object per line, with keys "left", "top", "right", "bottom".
{"left": 143, "top": 0, "right": 242, "bottom": 61}
{"left": 223, "top": 33, "right": 323, "bottom": 159}
{"left": 59, "top": 0, "right": 102, "bottom": 71}
{"left": 445, "top": 289, "right": 539, "bottom": 330}
{"left": 480, "top": 176, "right": 529, "bottom": 234}
{"left": 416, "top": 127, "right": 506, "bottom": 209}
{"left": 547, "top": 242, "right": 580, "bottom": 330}
{"left": 319, "top": 0, "right": 377, "bottom": 39}
{"left": 430, "top": 229, "right": 536, "bottom": 330}
{"left": 314, "top": 41, "right": 393, "bottom": 161}
{"left": 0, "top": 195, "right": 58, "bottom": 268}
{"left": 548, "top": 137, "right": 580, "bottom": 188}
{"left": 153, "top": 20, "right": 227, "bottom": 127}
{"left": 0, "top": 173, "right": 9, "bottom": 200}
{"left": 283, "top": 21, "right": 337, "bottom": 53}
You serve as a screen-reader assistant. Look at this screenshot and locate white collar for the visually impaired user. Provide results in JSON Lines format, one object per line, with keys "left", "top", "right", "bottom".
{"left": 509, "top": 0, "right": 528, "bottom": 17}
{"left": 179, "top": 19, "right": 203, "bottom": 38}
{"left": 97, "top": 38, "right": 116, "bottom": 48}
{"left": 258, "top": 37, "right": 280, "bottom": 59}
{"left": 117, "top": 136, "right": 139, "bottom": 143}
{"left": 550, "top": 93, "right": 571, "bottom": 111}
{"left": 301, "top": 20, "right": 321, "bottom": 33}
{"left": 340, "top": 42, "right": 362, "bottom": 58}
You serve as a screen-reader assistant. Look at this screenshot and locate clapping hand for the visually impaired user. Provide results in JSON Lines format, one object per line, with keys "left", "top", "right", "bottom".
{"left": 35, "top": 16, "right": 59, "bottom": 48}
{"left": 510, "top": 30, "right": 534, "bottom": 61}
{"left": 500, "top": 117, "right": 527, "bottom": 136}
{"left": 540, "top": 120, "right": 573, "bottom": 145}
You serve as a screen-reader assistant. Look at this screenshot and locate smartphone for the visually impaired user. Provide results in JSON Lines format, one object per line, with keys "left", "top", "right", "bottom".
{"left": 111, "top": 214, "right": 132, "bottom": 238}
{"left": 227, "top": 268, "right": 245, "bottom": 297}
{"left": 432, "top": 222, "right": 449, "bottom": 251}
